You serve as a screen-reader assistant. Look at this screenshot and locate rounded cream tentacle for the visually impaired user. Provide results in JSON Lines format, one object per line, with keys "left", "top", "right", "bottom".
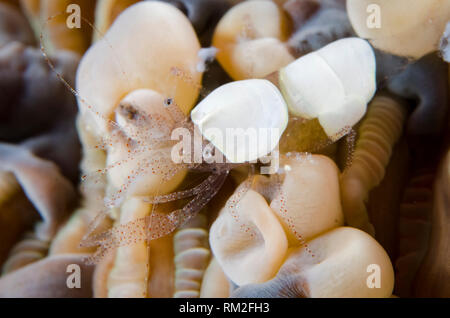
{"left": 200, "top": 257, "right": 231, "bottom": 298}
{"left": 92, "top": 248, "right": 116, "bottom": 298}
{"left": 210, "top": 187, "right": 289, "bottom": 286}
{"left": 72, "top": 2, "right": 203, "bottom": 298}
{"left": 232, "top": 227, "right": 394, "bottom": 298}
{"left": 270, "top": 154, "right": 344, "bottom": 245}
{"left": 212, "top": 0, "right": 294, "bottom": 80}
{"left": 347, "top": 0, "right": 450, "bottom": 59}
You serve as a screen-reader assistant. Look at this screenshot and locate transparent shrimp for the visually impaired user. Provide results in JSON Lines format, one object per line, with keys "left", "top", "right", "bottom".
{"left": 39, "top": 9, "right": 358, "bottom": 265}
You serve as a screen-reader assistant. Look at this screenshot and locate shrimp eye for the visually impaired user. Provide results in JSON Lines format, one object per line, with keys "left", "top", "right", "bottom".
{"left": 164, "top": 98, "right": 173, "bottom": 107}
